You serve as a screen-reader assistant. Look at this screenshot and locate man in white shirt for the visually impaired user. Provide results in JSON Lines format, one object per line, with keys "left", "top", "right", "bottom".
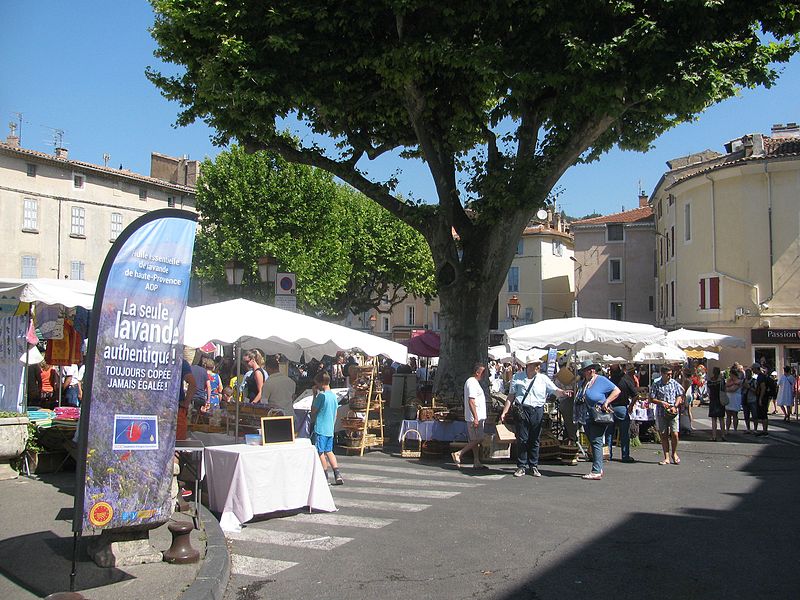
{"left": 451, "top": 363, "right": 488, "bottom": 470}
{"left": 261, "top": 356, "right": 297, "bottom": 416}
{"left": 500, "top": 359, "right": 571, "bottom": 477}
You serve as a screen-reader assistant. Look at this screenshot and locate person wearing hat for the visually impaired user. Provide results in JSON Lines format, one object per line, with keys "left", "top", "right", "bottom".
{"left": 500, "top": 358, "right": 571, "bottom": 478}
{"left": 574, "top": 360, "right": 620, "bottom": 480}
{"left": 649, "top": 365, "right": 686, "bottom": 464}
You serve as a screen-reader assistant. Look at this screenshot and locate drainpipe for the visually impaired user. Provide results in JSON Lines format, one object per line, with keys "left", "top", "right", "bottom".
{"left": 764, "top": 164, "right": 775, "bottom": 303}
{"left": 707, "top": 174, "right": 761, "bottom": 307}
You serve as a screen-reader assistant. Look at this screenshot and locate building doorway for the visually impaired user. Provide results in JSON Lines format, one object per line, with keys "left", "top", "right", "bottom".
{"left": 753, "top": 347, "right": 777, "bottom": 373}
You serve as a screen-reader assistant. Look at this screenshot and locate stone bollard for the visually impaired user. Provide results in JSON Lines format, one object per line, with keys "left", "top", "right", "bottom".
{"left": 163, "top": 520, "right": 199, "bottom": 564}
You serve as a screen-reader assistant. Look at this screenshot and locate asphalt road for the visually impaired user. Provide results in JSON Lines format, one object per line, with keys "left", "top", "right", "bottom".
{"left": 222, "top": 416, "right": 800, "bottom": 600}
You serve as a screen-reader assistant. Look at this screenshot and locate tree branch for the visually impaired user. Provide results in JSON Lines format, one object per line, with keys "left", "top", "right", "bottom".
{"left": 242, "top": 136, "right": 421, "bottom": 232}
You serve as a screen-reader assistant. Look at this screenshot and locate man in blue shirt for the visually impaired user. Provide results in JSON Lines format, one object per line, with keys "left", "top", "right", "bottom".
{"left": 649, "top": 365, "right": 685, "bottom": 465}
{"left": 311, "top": 372, "right": 343, "bottom": 485}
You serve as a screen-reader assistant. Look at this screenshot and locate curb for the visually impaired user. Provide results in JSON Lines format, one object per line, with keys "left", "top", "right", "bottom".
{"left": 178, "top": 504, "right": 230, "bottom": 600}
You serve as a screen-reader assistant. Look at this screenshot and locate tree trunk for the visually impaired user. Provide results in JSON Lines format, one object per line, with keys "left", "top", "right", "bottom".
{"left": 431, "top": 210, "right": 531, "bottom": 402}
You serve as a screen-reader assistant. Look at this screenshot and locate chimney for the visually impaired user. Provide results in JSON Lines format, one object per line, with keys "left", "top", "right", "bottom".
{"left": 639, "top": 193, "right": 649, "bottom": 207}
{"left": 55, "top": 147, "right": 68, "bottom": 159}
{"left": 6, "top": 134, "right": 20, "bottom": 148}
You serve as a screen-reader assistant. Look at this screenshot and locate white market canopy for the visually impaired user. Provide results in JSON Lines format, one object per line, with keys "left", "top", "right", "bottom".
{"left": 184, "top": 298, "right": 408, "bottom": 363}
{"left": 505, "top": 317, "right": 666, "bottom": 360}
{"left": 0, "top": 278, "right": 96, "bottom": 310}
{"left": 665, "top": 328, "right": 746, "bottom": 351}
{"left": 632, "top": 343, "right": 687, "bottom": 365}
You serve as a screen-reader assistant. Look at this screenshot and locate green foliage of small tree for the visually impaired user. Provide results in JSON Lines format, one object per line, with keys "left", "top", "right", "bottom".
{"left": 194, "top": 145, "right": 435, "bottom": 316}
{"left": 148, "top": 0, "right": 799, "bottom": 394}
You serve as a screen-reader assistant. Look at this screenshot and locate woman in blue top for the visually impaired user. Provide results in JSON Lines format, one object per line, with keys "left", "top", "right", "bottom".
{"left": 575, "top": 360, "right": 620, "bottom": 480}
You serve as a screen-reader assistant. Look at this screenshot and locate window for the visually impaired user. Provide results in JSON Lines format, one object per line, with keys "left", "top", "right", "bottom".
{"left": 405, "top": 305, "right": 415, "bottom": 326}
{"left": 668, "top": 193, "right": 675, "bottom": 206}
{"left": 70, "top": 261, "right": 85, "bottom": 281}
{"left": 670, "top": 225, "right": 675, "bottom": 257}
{"left": 23, "top": 198, "right": 38, "bottom": 231}
{"left": 552, "top": 240, "right": 563, "bottom": 256}
{"left": 70, "top": 206, "right": 85, "bottom": 237}
{"left": 610, "top": 302, "right": 624, "bottom": 320}
{"left": 507, "top": 266, "right": 519, "bottom": 292}
{"left": 432, "top": 312, "right": 440, "bottom": 331}
{"left": 657, "top": 199, "right": 663, "bottom": 219}
{"left": 516, "top": 239, "right": 523, "bottom": 255}
{"left": 73, "top": 173, "right": 85, "bottom": 189}
{"left": 110, "top": 212, "right": 123, "bottom": 241}
{"left": 382, "top": 316, "right": 390, "bottom": 333}
{"left": 670, "top": 281, "right": 675, "bottom": 317}
{"left": 26, "top": 163, "right": 36, "bottom": 177}
{"left": 524, "top": 307, "right": 533, "bottom": 321}
{"left": 606, "top": 224, "right": 624, "bottom": 242}
{"left": 699, "top": 276, "right": 720, "bottom": 310}
{"left": 684, "top": 204, "right": 691, "bottom": 242}
{"left": 139, "top": 188, "right": 147, "bottom": 201}
{"left": 21, "top": 255, "right": 37, "bottom": 279}
{"left": 167, "top": 196, "right": 175, "bottom": 208}
{"left": 609, "top": 258, "right": 622, "bottom": 282}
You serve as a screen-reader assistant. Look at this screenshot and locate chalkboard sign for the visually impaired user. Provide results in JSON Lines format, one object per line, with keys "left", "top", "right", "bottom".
{"left": 260, "top": 416, "right": 295, "bottom": 445}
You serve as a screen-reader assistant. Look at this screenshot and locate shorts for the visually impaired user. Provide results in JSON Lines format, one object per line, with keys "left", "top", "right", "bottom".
{"left": 467, "top": 419, "right": 485, "bottom": 442}
{"left": 314, "top": 434, "right": 334, "bottom": 453}
{"left": 656, "top": 414, "right": 679, "bottom": 435}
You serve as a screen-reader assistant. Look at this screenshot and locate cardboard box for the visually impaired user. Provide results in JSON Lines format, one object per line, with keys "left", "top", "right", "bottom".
{"left": 494, "top": 423, "right": 516, "bottom": 442}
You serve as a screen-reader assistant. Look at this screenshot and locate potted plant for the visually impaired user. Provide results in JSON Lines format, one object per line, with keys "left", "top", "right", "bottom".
{"left": 0, "top": 411, "right": 30, "bottom": 480}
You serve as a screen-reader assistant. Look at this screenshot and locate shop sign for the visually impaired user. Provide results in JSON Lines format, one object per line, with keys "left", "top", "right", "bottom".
{"left": 751, "top": 328, "right": 800, "bottom": 344}
{"left": 73, "top": 209, "right": 196, "bottom": 533}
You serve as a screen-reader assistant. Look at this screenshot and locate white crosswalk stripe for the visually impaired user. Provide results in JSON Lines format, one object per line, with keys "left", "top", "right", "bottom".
{"left": 290, "top": 512, "right": 395, "bottom": 528}
{"left": 343, "top": 472, "right": 482, "bottom": 488}
{"left": 227, "top": 527, "right": 353, "bottom": 550}
{"left": 332, "top": 497, "right": 430, "bottom": 512}
{"left": 332, "top": 485, "right": 460, "bottom": 499}
{"left": 230, "top": 555, "right": 297, "bottom": 578}
{"left": 337, "top": 461, "right": 506, "bottom": 480}
{"left": 225, "top": 454, "right": 505, "bottom": 589}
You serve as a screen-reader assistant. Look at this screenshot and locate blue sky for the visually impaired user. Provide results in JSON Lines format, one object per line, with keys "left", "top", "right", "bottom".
{"left": 2, "top": 1, "right": 798, "bottom": 219}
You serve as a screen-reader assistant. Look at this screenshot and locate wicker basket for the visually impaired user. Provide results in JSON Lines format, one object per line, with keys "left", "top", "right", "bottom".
{"left": 401, "top": 429, "right": 422, "bottom": 458}
{"left": 349, "top": 396, "right": 369, "bottom": 410}
{"left": 418, "top": 407, "right": 435, "bottom": 421}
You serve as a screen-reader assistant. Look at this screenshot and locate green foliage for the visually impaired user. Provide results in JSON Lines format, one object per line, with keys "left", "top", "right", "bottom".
{"left": 194, "top": 146, "right": 435, "bottom": 315}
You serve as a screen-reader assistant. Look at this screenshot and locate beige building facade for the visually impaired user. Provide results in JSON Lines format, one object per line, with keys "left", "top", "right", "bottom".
{"left": 0, "top": 134, "right": 197, "bottom": 283}
{"left": 651, "top": 124, "right": 800, "bottom": 371}
{"left": 571, "top": 198, "right": 656, "bottom": 324}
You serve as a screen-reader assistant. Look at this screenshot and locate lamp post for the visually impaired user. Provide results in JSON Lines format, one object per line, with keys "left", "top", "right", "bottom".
{"left": 507, "top": 295, "right": 521, "bottom": 328}
{"left": 224, "top": 260, "right": 245, "bottom": 286}
{"left": 256, "top": 255, "right": 279, "bottom": 289}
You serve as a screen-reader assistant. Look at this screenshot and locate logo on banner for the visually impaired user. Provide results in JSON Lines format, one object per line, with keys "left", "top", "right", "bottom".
{"left": 112, "top": 414, "right": 159, "bottom": 450}
{"left": 88, "top": 502, "right": 114, "bottom": 527}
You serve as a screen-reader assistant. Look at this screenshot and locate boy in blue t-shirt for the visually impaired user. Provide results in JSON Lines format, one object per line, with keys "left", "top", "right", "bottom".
{"left": 311, "top": 372, "right": 343, "bottom": 485}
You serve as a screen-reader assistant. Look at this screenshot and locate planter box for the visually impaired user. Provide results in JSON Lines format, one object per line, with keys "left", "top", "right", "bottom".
{"left": 0, "top": 416, "right": 29, "bottom": 480}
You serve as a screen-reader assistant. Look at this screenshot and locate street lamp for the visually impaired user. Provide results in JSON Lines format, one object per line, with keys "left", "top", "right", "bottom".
{"left": 224, "top": 260, "right": 245, "bottom": 286}
{"left": 257, "top": 255, "right": 279, "bottom": 286}
{"left": 507, "top": 295, "right": 521, "bottom": 328}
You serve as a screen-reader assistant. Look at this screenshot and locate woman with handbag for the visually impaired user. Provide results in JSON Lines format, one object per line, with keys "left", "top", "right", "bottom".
{"left": 574, "top": 360, "right": 620, "bottom": 480}
{"left": 707, "top": 367, "right": 726, "bottom": 441}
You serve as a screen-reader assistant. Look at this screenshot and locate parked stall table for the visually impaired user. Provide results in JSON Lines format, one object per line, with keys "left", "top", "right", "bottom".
{"left": 203, "top": 438, "right": 336, "bottom": 532}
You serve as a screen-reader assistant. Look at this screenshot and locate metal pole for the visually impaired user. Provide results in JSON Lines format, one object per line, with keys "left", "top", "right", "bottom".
{"left": 234, "top": 341, "right": 241, "bottom": 441}
{"left": 69, "top": 531, "right": 79, "bottom": 591}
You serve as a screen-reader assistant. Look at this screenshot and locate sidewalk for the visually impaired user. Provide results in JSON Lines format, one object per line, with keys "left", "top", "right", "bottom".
{"left": 0, "top": 469, "right": 228, "bottom": 600}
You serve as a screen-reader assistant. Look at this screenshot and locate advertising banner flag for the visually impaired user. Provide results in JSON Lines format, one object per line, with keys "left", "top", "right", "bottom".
{"left": 73, "top": 209, "right": 197, "bottom": 533}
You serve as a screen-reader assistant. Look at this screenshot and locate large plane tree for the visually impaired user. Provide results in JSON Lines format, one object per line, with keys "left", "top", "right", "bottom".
{"left": 148, "top": 0, "right": 799, "bottom": 397}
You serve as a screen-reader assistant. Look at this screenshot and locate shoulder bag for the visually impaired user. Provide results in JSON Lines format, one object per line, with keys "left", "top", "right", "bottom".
{"left": 719, "top": 378, "right": 730, "bottom": 406}
{"left": 585, "top": 377, "right": 614, "bottom": 423}
{"left": 510, "top": 375, "right": 537, "bottom": 421}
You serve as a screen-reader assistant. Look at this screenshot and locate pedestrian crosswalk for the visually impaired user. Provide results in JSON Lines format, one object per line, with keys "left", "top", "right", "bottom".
{"left": 224, "top": 453, "right": 505, "bottom": 587}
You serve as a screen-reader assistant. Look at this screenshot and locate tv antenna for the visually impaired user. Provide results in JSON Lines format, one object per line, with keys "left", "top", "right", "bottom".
{"left": 11, "top": 112, "right": 23, "bottom": 145}
{"left": 42, "top": 125, "right": 66, "bottom": 150}
{"left": 103, "top": 153, "right": 110, "bottom": 167}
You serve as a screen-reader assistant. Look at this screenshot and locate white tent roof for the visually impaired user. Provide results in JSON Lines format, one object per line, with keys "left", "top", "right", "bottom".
{"left": 0, "top": 278, "right": 96, "bottom": 309}
{"left": 632, "top": 343, "right": 687, "bottom": 365}
{"left": 505, "top": 317, "right": 666, "bottom": 359}
{"left": 665, "top": 328, "right": 746, "bottom": 351}
{"left": 184, "top": 298, "right": 408, "bottom": 363}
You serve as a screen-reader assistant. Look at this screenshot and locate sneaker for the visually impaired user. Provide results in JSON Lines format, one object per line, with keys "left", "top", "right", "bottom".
{"left": 333, "top": 474, "right": 344, "bottom": 486}
{"left": 528, "top": 467, "right": 542, "bottom": 477}
{"left": 513, "top": 467, "right": 526, "bottom": 477}
{"left": 620, "top": 457, "right": 636, "bottom": 463}
{"left": 581, "top": 471, "right": 603, "bottom": 480}
{"left": 180, "top": 488, "right": 193, "bottom": 499}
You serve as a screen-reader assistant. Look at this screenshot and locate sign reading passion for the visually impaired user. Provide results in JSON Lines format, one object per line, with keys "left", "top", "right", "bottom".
{"left": 73, "top": 209, "right": 197, "bottom": 533}
{"left": 751, "top": 328, "right": 800, "bottom": 344}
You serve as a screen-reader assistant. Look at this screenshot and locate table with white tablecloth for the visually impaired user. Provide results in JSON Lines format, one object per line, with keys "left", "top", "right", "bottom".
{"left": 629, "top": 400, "right": 656, "bottom": 422}
{"left": 203, "top": 438, "right": 337, "bottom": 532}
{"left": 398, "top": 419, "right": 470, "bottom": 442}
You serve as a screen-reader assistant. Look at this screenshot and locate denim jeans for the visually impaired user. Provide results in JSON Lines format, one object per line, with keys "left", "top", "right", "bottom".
{"left": 604, "top": 405, "right": 630, "bottom": 460}
{"left": 588, "top": 420, "right": 611, "bottom": 474}
{"left": 516, "top": 405, "right": 544, "bottom": 469}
